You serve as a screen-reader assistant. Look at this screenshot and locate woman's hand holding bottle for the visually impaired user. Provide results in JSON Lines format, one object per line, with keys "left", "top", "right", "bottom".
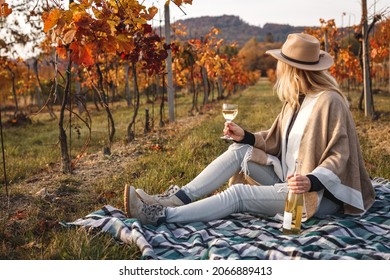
{"left": 287, "top": 174, "right": 311, "bottom": 194}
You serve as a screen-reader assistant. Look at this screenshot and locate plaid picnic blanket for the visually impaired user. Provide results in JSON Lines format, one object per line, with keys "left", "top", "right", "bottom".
{"left": 63, "top": 179, "right": 390, "bottom": 260}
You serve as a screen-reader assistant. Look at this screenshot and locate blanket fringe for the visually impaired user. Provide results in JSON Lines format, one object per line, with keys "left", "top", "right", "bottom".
{"left": 372, "top": 177, "right": 390, "bottom": 186}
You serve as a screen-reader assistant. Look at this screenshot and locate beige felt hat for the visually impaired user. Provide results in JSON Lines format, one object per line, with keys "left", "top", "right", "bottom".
{"left": 266, "top": 33, "right": 334, "bottom": 71}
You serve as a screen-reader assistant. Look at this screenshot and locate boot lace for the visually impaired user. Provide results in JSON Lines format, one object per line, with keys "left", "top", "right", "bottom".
{"left": 156, "top": 185, "right": 180, "bottom": 198}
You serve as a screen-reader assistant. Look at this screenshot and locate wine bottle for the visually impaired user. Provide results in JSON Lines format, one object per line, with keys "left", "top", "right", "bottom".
{"left": 282, "top": 159, "right": 304, "bottom": 234}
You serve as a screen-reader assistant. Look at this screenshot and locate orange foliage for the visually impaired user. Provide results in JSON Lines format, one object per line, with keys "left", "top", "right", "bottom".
{"left": 266, "top": 68, "right": 276, "bottom": 84}
{"left": 42, "top": 8, "right": 62, "bottom": 32}
{"left": 70, "top": 42, "right": 96, "bottom": 66}
{"left": 172, "top": 0, "right": 193, "bottom": 6}
{"left": 42, "top": 0, "right": 160, "bottom": 66}
{"left": 370, "top": 18, "right": 390, "bottom": 62}
{"left": 305, "top": 15, "right": 390, "bottom": 90}
{"left": 306, "top": 19, "right": 361, "bottom": 85}
{"left": 172, "top": 25, "right": 259, "bottom": 97}
{"left": 0, "top": 1, "right": 12, "bottom": 17}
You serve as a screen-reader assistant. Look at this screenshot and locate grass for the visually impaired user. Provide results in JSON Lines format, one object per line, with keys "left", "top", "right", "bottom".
{"left": 0, "top": 95, "right": 195, "bottom": 183}
{"left": 0, "top": 78, "right": 389, "bottom": 259}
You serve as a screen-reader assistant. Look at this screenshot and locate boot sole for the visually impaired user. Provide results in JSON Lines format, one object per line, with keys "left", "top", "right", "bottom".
{"left": 123, "top": 184, "right": 131, "bottom": 217}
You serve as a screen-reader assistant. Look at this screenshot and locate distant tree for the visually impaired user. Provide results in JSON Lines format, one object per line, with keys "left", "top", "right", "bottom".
{"left": 340, "top": 34, "right": 360, "bottom": 56}
{"left": 258, "top": 52, "right": 278, "bottom": 77}
{"left": 264, "top": 32, "right": 274, "bottom": 43}
{"left": 238, "top": 38, "right": 261, "bottom": 71}
{"left": 219, "top": 45, "right": 239, "bottom": 58}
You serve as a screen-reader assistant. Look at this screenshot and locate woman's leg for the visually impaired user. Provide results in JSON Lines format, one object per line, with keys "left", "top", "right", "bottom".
{"left": 314, "top": 197, "right": 341, "bottom": 217}
{"left": 135, "top": 143, "right": 280, "bottom": 207}
{"left": 167, "top": 183, "right": 286, "bottom": 223}
{"left": 182, "top": 144, "right": 280, "bottom": 200}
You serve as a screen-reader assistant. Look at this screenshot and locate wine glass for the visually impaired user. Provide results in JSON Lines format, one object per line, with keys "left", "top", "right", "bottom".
{"left": 221, "top": 103, "right": 238, "bottom": 140}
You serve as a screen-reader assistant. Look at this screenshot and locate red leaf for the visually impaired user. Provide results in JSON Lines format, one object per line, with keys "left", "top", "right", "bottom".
{"left": 150, "top": 144, "right": 163, "bottom": 151}
{"left": 56, "top": 44, "right": 68, "bottom": 60}
{"left": 73, "top": 11, "right": 93, "bottom": 30}
{"left": 0, "top": 2, "right": 12, "bottom": 17}
{"left": 70, "top": 42, "right": 95, "bottom": 66}
{"left": 13, "top": 210, "right": 27, "bottom": 220}
{"left": 143, "top": 24, "right": 152, "bottom": 34}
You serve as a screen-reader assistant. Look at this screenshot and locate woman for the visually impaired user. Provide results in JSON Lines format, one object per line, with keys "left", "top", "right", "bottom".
{"left": 124, "top": 33, "right": 376, "bottom": 226}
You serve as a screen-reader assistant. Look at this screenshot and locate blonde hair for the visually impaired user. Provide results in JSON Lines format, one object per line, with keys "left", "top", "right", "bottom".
{"left": 274, "top": 61, "right": 347, "bottom": 109}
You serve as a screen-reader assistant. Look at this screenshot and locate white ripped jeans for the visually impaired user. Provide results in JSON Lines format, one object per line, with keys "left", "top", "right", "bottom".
{"left": 166, "top": 143, "right": 340, "bottom": 223}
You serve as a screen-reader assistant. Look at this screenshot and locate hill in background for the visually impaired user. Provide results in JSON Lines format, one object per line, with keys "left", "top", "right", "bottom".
{"left": 172, "top": 15, "right": 310, "bottom": 46}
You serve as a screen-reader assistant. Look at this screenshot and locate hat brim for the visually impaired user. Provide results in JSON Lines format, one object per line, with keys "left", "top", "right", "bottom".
{"left": 265, "top": 49, "right": 334, "bottom": 71}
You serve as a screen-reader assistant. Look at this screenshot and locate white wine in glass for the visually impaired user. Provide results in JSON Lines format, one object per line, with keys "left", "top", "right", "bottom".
{"left": 221, "top": 103, "right": 238, "bottom": 140}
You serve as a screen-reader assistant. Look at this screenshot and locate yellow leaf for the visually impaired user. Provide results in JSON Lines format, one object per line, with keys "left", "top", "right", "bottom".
{"left": 107, "top": 19, "right": 118, "bottom": 34}
{"left": 116, "top": 34, "right": 134, "bottom": 53}
{"left": 62, "top": 10, "right": 73, "bottom": 23}
{"left": 129, "top": 17, "right": 146, "bottom": 25}
{"left": 92, "top": 6, "right": 103, "bottom": 19}
{"left": 116, "top": 34, "right": 129, "bottom": 42}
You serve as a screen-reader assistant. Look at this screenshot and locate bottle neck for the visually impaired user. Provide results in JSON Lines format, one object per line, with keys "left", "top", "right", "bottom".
{"left": 294, "top": 159, "right": 302, "bottom": 176}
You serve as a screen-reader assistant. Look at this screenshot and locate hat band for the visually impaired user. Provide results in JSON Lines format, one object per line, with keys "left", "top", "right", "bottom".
{"left": 280, "top": 51, "right": 320, "bottom": 65}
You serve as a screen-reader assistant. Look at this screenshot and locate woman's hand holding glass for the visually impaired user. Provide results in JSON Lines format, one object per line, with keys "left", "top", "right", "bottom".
{"left": 223, "top": 122, "right": 245, "bottom": 142}
{"left": 221, "top": 104, "right": 238, "bottom": 140}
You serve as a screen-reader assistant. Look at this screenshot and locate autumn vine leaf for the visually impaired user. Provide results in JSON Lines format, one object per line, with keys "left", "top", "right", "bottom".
{"left": 70, "top": 42, "right": 95, "bottom": 66}
{"left": 170, "top": 0, "right": 193, "bottom": 6}
{"left": 42, "top": 8, "right": 62, "bottom": 33}
{"left": 42, "top": 0, "right": 167, "bottom": 67}
{"left": 0, "top": 0, "right": 9, "bottom": 13}
{"left": 0, "top": 1, "right": 12, "bottom": 17}
{"left": 63, "top": 28, "right": 77, "bottom": 45}
{"left": 140, "top": 6, "right": 158, "bottom": 21}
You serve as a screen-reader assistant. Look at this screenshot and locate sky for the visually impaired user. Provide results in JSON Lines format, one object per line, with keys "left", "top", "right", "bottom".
{"left": 1, "top": 0, "right": 389, "bottom": 59}
{"left": 148, "top": 0, "right": 389, "bottom": 28}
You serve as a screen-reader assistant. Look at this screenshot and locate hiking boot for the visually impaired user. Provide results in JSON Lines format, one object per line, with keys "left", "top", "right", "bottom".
{"left": 124, "top": 185, "right": 166, "bottom": 226}
{"left": 135, "top": 185, "right": 191, "bottom": 207}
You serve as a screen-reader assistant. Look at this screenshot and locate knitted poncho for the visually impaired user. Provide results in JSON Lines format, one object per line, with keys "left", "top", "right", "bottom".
{"left": 247, "top": 91, "right": 375, "bottom": 218}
